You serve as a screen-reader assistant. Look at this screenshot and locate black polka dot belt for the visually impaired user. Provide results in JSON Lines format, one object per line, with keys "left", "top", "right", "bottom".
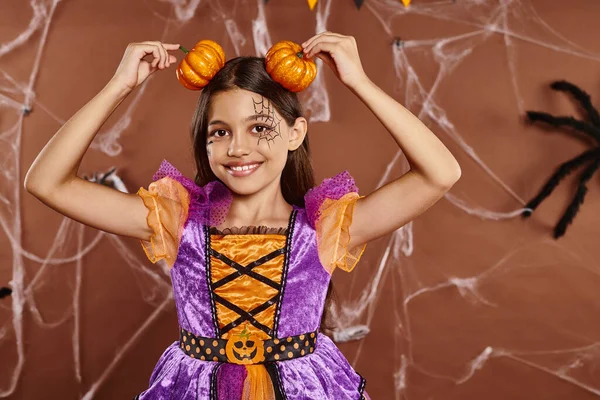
{"left": 179, "top": 326, "right": 318, "bottom": 365}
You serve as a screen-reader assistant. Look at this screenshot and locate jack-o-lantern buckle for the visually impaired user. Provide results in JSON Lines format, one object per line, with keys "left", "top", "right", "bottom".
{"left": 225, "top": 327, "right": 265, "bottom": 365}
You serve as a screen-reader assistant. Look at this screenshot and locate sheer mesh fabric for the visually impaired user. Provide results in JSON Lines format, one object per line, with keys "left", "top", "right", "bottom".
{"left": 136, "top": 177, "right": 190, "bottom": 268}
{"left": 315, "top": 192, "right": 366, "bottom": 274}
{"left": 305, "top": 171, "right": 367, "bottom": 274}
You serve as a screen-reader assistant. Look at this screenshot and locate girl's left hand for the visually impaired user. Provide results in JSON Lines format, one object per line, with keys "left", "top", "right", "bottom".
{"left": 302, "top": 32, "right": 368, "bottom": 89}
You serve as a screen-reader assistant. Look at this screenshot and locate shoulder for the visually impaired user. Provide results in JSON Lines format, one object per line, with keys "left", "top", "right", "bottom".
{"left": 304, "top": 170, "right": 359, "bottom": 228}
{"left": 149, "top": 159, "right": 232, "bottom": 226}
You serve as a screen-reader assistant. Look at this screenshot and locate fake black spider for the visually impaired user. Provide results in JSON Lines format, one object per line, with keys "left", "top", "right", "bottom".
{"left": 83, "top": 167, "right": 117, "bottom": 187}
{"left": 523, "top": 80, "right": 600, "bottom": 238}
{"left": 0, "top": 286, "right": 11, "bottom": 299}
{"left": 82, "top": 167, "right": 129, "bottom": 193}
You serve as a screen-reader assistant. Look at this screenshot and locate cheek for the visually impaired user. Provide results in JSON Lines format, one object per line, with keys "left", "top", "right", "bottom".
{"left": 258, "top": 139, "right": 287, "bottom": 164}
{"left": 206, "top": 141, "right": 225, "bottom": 159}
{"left": 206, "top": 145, "right": 222, "bottom": 172}
{"left": 257, "top": 128, "right": 288, "bottom": 151}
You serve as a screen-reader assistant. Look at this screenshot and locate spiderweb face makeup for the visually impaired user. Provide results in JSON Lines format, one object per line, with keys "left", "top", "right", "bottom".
{"left": 252, "top": 96, "right": 282, "bottom": 149}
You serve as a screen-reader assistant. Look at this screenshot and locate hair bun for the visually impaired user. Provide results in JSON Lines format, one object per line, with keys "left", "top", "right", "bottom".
{"left": 176, "top": 40, "right": 225, "bottom": 90}
{"left": 265, "top": 40, "right": 317, "bottom": 92}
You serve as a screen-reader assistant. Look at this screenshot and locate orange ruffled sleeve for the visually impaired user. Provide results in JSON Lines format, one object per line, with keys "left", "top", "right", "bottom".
{"left": 136, "top": 176, "right": 190, "bottom": 268}
{"left": 315, "top": 192, "right": 367, "bottom": 274}
{"left": 305, "top": 171, "right": 367, "bottom": 275}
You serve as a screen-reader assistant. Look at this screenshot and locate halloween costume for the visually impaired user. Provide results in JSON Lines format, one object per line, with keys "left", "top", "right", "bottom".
{"left": 134, "top": 160, "right": 369, "bottom": 400}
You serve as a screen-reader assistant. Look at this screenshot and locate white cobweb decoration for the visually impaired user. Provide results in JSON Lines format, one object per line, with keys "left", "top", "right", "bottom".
{"left": 328, "top": 0, "right": 600, "bottom": 398}
{"left": 2, "top": 0, "right": 600, "bottom": 398}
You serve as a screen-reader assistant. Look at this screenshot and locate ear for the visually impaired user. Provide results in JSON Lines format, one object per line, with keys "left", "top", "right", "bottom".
{"left": 288, "top": 117, "right": 307, "bottom": 151}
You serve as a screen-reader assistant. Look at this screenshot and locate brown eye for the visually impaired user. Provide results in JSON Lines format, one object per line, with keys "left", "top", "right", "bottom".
{"left": 210, "top": 129, "right": 228, "bottom": 138}
{"left": 252, "top": 125, "right": 270, "bottom": 134}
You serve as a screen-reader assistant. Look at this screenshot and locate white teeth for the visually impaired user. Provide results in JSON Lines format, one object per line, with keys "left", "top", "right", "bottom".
{"left": 229, "top": 163, "right": 259, "bottom": 172}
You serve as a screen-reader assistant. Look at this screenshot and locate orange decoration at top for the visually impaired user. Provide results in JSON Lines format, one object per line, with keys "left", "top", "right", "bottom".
{"left": 265, "top": 40, "right": 317, "bottom": 93}
{"left": 176, "top": 40, "right": 225, "bottom": 90}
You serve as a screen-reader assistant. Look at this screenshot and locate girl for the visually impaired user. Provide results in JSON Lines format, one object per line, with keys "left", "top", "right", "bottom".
{"left": 25, "top": 33, "right": 460, "bottom": 399}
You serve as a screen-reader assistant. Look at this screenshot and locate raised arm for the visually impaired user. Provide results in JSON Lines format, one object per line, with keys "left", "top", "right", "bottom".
{"left": 24, "top": 41, "right": 179, "bottom": 240}
{"left": 302, "top": 32, "right": 462, "bottom": 249}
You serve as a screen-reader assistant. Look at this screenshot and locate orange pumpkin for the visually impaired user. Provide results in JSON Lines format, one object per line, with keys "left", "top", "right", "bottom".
{"left": 265, "top": 40, "right": 317, "bottom": 92}
{"left": 225, "top": 328, "right": 265, "bottom": 365}
{"left": 176, "top": 40, "right": 225, "bottom": 90}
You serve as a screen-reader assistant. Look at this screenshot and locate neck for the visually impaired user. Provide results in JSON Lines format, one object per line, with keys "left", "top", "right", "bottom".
{"left": 217, "top": 179, "right": 293, "bottom": 229}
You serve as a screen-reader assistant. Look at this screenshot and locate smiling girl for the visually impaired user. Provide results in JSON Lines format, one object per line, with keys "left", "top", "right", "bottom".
{"left": 25, "top": 32, "right": 460, "bottom": 399}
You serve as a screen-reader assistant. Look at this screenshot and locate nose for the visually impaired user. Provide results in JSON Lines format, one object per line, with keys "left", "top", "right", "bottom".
{"left": 227, "top": 132, "right": 252, "bottom": 157}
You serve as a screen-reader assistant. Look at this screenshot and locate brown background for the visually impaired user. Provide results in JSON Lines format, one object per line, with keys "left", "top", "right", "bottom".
{"left": 2, "top": 0, "right": 600, "bottom": 398}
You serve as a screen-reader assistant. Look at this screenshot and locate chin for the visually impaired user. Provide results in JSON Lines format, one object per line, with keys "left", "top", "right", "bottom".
{"left": 218, "top": 175, "right": 263, "bottom": 196}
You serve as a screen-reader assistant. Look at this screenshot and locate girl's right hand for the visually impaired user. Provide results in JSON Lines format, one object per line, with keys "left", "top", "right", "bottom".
{"left": 110, "top": 41, "right": 180, "bottom": 92}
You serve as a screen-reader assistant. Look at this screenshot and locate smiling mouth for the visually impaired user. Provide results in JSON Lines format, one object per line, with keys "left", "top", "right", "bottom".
{"left": 225, "top": 162, "right": 263, "bottom": 176}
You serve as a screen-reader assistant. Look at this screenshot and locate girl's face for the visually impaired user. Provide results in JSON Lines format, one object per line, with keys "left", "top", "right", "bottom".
{"left": 206, "top": 88, "right": 307, "bottom": 196}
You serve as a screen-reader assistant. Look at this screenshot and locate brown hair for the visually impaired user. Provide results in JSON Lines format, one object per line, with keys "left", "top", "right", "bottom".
{"left": 188, "top": 56, "right": 336, "bottom": 334}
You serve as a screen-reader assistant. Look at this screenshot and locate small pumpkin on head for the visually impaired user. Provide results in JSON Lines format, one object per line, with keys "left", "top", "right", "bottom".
{"left": 264, "top": 40, "right": 317, "bottom": 92}
{"left": 175, "top": 39, "right": 317, "bottom": 92}
{"left": 176, "top": 39, "right": 225, "bottom": 90}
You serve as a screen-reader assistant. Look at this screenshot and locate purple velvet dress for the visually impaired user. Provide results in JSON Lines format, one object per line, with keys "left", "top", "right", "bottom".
{"left": 135, "top": 160, "right": 368, "bottom": 400}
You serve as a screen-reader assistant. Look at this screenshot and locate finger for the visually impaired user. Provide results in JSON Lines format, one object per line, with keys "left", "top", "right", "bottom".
{"left": 301, "top": 31, "right": 330, "bottom": 50}
{"left": 302, "top": 31, "right": 344, "bottom": 48}
{"left": 159, "top": 42, "right": 181, "bottom": 67}
{"left": 301, "top": 35, "right": 319, "bottom": 50}
{"left": 306, "top": 41, "right": 340, "bottom": 59}
{"left": 143, "top": 41, "right": 166, "bottom": 68}
{"left": 302, "top": 31, "right": 330, "bottom": 48}
{"left": 162, "top": 43, "right": 181, "bottom": 51}
{"left": 138, "top": 44, "right": 161, "bottom": 68}
{"left": 315, "top": 52, "right": 336, "bottom": 71}
{"left": 304, "top": 36, "right": 341, "bottom": 55}
{"left": 152, "top": 45, "right": 162, "bottom": 68}
{"left": 305, "top": 37, "right": 341, "bottom": 58}
{"left": 318, "top": 31, "right": 346, "bottom": 39}
{"left": 153, "top": 41, "right": 167, "bottom": 69}
{"left": 164, "top": 43, "right": 180, "bottom": 67}
{"left": 158, "top": 42, "right": 168, "bottom": 68}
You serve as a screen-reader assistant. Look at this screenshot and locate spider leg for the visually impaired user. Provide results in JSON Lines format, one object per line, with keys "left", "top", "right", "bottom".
{"left": 550, "top": 80, "right": 600, "bottom": 128}
{"left": 553, "top": 157, "right": 600, "bottom": 238}
{"left": 105, "top": 167, "right": 117, "bottom": 177}
{"left": 526, "top": 111, "right": 600, "bottom": 142}
{"left": 0, "top": 286, "right": 11, "bottom": 299}
{"left": 523, "top": 148, "right": 600, "bottom": 217}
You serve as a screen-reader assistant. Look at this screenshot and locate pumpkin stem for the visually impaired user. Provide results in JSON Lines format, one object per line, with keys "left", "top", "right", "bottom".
{"left": 296, "top": 51, "right": 304, "bottom": 59}
{"left": 179, "top": 45, "right": 189, "bottom": 54}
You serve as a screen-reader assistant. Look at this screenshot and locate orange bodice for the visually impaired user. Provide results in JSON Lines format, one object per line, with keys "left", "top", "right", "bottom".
{"left": 208, "top": 234, "right": 289, "bottom": 341}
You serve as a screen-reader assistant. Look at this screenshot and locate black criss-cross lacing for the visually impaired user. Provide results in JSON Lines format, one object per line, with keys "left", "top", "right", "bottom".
{"left": 209, "top": 247, "right": 285, "bottom": 337}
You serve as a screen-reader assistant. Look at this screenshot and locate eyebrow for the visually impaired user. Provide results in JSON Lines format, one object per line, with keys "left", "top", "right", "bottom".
{"left": 208, "top": 114, "right": 274, "bottom": 126}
